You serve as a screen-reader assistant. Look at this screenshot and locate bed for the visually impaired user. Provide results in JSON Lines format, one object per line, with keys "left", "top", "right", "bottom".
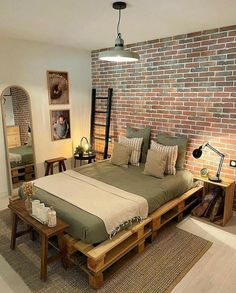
{"left": 18, "top": 157, "right": 203, "bottom": 289}
{"left": 23, "top": 160, "right": 193, "bottom": 244}
{"left": 9, "top": 145, "right": 34, "bottom": 167}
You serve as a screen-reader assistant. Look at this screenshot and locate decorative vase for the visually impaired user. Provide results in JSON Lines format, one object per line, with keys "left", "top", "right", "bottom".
{"left": 25, "top": 196, "right": 32, "bottom": 212}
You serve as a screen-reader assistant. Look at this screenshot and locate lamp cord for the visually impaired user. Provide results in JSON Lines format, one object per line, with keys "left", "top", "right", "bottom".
{"left": 117, "top": 8, "right": 121, "bottom": 36}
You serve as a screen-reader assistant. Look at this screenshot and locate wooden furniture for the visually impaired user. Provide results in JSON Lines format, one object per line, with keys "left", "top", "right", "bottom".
{"left": 8, "top": 200, "right": 69, "bottom": 281}
{"left": 193, "top": 175, "right": 235, "bottom": 226}
{"left": 65, "top": 185, "right": 203, "bottom": 289}
{"left": 45, "top": 157, "right": 66, "bottom": 176}
{"left": 6, "top": 125, "right": 21, "bottom": 148}
{"left": 90, "top": 88, "right": 113, "bottom": 159}
{"left": 74, "top": 153, "right": 96, "bottom": 168}
{"left": 11, "top": 163, "right": 35, "bottom": 187}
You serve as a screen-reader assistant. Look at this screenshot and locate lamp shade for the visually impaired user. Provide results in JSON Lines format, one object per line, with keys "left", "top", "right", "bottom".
{"left": 99, "top": 48, "right": 140, "bottom": 62}
{"left": 192, "top": 147, "right": 202, "bottom": 159}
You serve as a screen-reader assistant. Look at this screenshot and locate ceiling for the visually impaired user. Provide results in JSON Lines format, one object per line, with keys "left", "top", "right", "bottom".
{"left": 0, "top": 0, "right": 236, "bottom": 51}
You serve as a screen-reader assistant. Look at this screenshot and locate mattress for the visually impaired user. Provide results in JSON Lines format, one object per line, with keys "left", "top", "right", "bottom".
{"left": 21, "top": 160, "right": 193, "bottom": 244}
{"left": 9, "top": 146, "right": 33, "bottom": 167}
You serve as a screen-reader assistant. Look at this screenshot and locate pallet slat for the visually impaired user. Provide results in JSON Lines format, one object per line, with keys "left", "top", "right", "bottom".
{"left": 64, "top": 185, "right": 203, "bottom": 289}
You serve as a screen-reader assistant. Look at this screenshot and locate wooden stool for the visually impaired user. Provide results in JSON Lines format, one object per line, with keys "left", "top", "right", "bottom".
{"left": 44, "top": 157, "right": 66, "bottom": 176}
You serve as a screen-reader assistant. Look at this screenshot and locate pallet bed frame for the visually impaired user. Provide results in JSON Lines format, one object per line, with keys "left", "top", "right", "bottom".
{"left": 64, "top": 185, "right": 203, "bottom": 289}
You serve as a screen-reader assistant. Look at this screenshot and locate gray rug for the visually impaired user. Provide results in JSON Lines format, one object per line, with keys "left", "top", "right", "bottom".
{"left": 0, "top": 209, "right": 212, "bottom": 293}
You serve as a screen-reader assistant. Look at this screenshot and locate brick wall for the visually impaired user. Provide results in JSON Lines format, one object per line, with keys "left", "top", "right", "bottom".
{"left": 11, "top": 87, "right": 31, "bottom": 145}
{"left": 92, "top": 25, "right": 236, "bottom": 210}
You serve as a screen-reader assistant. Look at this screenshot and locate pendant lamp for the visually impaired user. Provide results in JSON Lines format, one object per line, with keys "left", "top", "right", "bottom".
{"left": 99, "top": 1, "right": 140, "bottom": 62}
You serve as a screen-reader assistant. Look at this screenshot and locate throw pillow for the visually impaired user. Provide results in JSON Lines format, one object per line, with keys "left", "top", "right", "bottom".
{"left": 143, "top": 150, "right": 167, "bottom": 178}
{"left": 157, "top": 133, "right": 188, "bottom": 170}
{"left": 126, "top": 126, "right": 151, "bottom": 163}
{"left": 119, "top": 136, "right": 143, "bottom": 166}
{"left": 150, "top": 140, "right": 178, "bottom": 175}
{"left": 111, "top": 142, "right": 132, "bottom": 167}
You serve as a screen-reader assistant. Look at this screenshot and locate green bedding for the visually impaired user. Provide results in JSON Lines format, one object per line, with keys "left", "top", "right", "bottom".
{"left": 24, "top": 160, "right": 193, "bottom": 244}
{"left": 10, "top": 146, "right": 33, "bottom": 167}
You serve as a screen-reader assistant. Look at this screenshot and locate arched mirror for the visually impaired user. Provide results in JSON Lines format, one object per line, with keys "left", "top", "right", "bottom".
{"left": 1, "top": 86, "right": 36, "bottom": 196}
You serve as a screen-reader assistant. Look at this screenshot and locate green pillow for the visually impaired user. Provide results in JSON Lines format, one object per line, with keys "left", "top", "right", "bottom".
{"left": 126, "top": 127, "right": 151, "bottom": 163}
{"left": 157, "top": 133, "right": 188, "bottom": 170}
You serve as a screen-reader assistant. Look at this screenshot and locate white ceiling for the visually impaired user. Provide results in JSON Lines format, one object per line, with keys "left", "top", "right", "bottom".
{"left": 0, "top": 0, "right": 236, "bottom": 51}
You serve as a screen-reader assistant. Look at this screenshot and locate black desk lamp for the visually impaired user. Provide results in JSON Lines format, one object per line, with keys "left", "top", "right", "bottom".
{"left": 192, "top": 142, "right": 225, "bottom": 182}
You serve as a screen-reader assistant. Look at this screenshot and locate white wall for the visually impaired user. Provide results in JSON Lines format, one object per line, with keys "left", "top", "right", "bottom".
{"left": 0, "top": 37, "right": 91, "bottom": 203}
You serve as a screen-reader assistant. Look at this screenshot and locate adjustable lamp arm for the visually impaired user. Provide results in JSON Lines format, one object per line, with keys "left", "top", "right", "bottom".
{"left": 193, "top": 142, "right": 225, "bottom": 182}
{"left": 202, "top": 142, "right": 225, "bottom": 181}
{"left": 204, "top": 142, "right": 224, "bottom": 158}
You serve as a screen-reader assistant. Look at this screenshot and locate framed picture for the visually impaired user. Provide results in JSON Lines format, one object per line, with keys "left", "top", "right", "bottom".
{"left": 50, "top": 110, "right": 71, "bottom": 141}
{"left": 47, "top": 71, "right": 69, "bottom": 104}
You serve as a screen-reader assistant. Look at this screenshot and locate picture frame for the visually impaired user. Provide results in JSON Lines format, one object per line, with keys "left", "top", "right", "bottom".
{"left": 47, "top": 71, "right": 69, "bottom": 105}
{"left": 50, "top": 109, "right": 71, "bottom": 141}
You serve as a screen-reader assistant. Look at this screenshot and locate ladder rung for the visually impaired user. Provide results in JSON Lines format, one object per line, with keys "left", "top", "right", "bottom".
{"left": 94, "top": 123, "right": 106, "bottom": 127}
{"left": 95, "top": 111, "right": 107, "bottom": 114}
{"left": 94, "top": 137, "right": 105, "bottom": 141}
{"left": 94, "top": 150, "right": 104, "bottom": 155}
{"left": 96, "top": 97, "right": 108, "bottom": 100}
{"left": 94, "top": 151, "right": 111, "bottom": 157}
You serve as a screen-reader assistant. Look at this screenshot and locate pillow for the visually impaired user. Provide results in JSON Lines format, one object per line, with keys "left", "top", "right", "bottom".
{"left": 110, "top": 142, "right": 132, "bottom": 167}
{"left": 157, "top": 134, "right": 188, "bottom": 170}
{"left": 150, "top": 140, "right": 178, "bottom": 175}
{"left": 119, "top": 136, "right": 143, "bottom": 166}
{"left": 143, "top": 150, "right": 167, "bottom": 178}
{"left": 126, "top": 127, "right": 151, "bottom": 163}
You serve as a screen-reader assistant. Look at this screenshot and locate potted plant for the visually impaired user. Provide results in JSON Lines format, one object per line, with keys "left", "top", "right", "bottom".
{"left": 74, "top": 145, "right": 84, "bottom": 157}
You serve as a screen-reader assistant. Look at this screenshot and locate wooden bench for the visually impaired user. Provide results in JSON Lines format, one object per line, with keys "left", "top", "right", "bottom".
{"left": 44, "top": 157, "right": 66, "bottom": 176}
{"left": 8, "top": 200, "right": 69, "bottom": 281}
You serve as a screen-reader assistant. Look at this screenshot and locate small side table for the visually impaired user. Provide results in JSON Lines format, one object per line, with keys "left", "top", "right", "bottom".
{"left": 8, "top": 200, "right": 69, "bottom": 281}
{"left": 45, "top": 157, "right": 67, "bottom": 176}
{"left": 74, "top": 153, "right": 96, "bottom": 168}
{"left": 193, "top": 175, "right": 235, "bottom": 226}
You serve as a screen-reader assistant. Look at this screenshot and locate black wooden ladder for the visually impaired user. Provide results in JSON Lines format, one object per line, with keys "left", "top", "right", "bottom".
{"left": 90, "top": 88, "right": 113, "bottom": 159}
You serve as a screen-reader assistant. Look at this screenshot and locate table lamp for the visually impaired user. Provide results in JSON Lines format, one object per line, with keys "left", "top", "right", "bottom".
{"left": 192, "top": 142, "right": 225, "bottom": 182}
{"left": 80, "top": 137, "right": 90, "bottom": 153}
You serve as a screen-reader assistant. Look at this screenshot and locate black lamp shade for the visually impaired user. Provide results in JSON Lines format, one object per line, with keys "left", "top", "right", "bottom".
{"left": 192, "top": 148, "right": 202, "bottom": 159}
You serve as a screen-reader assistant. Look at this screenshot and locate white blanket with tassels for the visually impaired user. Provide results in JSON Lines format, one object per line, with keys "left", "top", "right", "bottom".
{"left": 34, "top": 170, "right": 148, "bottom": 237}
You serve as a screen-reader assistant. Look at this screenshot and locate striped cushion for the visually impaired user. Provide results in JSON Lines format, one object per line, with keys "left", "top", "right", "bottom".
{"left": 150, "top": 140, "right": 178, "bottom": 175}
{"left": 119, "top": 136, "right": 143, "bottom": 166}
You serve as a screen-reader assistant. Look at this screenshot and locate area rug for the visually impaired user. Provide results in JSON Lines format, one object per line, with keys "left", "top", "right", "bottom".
{"left": 0, "top": 209, "right": 212, "bottom": 293}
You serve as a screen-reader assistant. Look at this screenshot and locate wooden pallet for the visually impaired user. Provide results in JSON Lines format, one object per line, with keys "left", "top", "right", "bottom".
{"left": 64, "top": 185, "right": 203, "bottom": 289}
{"left": 150, "top": 186, "right": 203, "bottom": 240}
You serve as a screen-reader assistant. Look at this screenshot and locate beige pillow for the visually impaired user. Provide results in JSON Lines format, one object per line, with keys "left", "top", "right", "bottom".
{"left": 143, "top": 150, "right": 167, "bottom": 178}
{"left": 111, "top": 142, "right": 132, "bottom": 167}
{"left": 118, "top": 136, "right": 143, "bottom": 166}
{"left": 150, "top": 140, "right": 178, "bottom": 175}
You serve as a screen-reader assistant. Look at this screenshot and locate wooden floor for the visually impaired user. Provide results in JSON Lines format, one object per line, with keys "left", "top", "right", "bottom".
{"left": 173, "top": 213, "right": 236, "bottom": 293}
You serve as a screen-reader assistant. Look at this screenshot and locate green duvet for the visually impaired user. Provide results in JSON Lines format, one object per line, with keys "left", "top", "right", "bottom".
{"left": 25, "top": 160, "right": 193, "bottom": 244}
{"left": 9, "top": 146, "right": 33, "bottom": 167}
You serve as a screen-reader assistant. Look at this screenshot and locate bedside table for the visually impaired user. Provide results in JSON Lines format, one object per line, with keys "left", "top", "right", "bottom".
{"left": 193, "top": 175, "right": 235, "bottom": 226}
{"left": 74, "top": 153, "right": 96, "bottom": 168}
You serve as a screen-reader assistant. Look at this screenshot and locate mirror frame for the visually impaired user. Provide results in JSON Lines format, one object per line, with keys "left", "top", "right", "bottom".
{"left": 0, "top": 85, "right": 37, "bottom": 199}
